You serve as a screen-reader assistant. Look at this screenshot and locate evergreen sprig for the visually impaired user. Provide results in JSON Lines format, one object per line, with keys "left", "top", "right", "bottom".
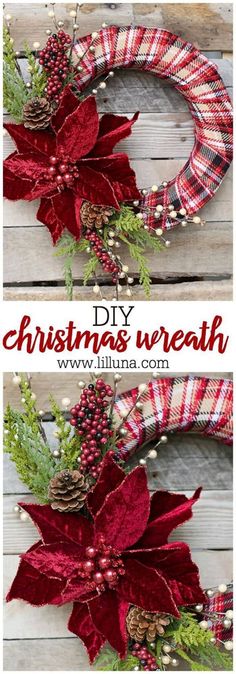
{"left": 49, "top": 395, "right": 80, "bottom": 470}
{"left": 4, "top": 396, "right": 56, "bottom": 502}
{"left": 95, "top": 608, "right": 233, "bottom": 672}
{"left": 83, "top": 254, "right": 99, "bottom": 285}
{"left": 110, "top": 205, "right": 164, "bottom": 298}
{"left": 3, "top": 27, "right": 29, "bottom": 121}
{"left": 55, "top": 234, "right": 89, "bottom": 300}
{"left": 23, "top": 41, "right": 47, "bottom": 97}
{"left": 95, "top": 645, "right": 139, "bottom": 671}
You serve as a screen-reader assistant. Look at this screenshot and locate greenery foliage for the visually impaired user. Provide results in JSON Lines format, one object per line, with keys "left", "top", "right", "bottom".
{"left": 95, "top": 609, "right": 233, "bottom": 671}
{"left": 110, "top": 205, "right": 164, "bottom": 298}
{"left": 4, "top": 376, "right": 57, "bottom": 501}
{"left": 55, "top": 234, "right": 89, "bottom": 300}
{"left": 3, "top": 375, "right": 81, "bottom": 500}
{"left": 3, "top": 27, "right": 47, "bottom": 121}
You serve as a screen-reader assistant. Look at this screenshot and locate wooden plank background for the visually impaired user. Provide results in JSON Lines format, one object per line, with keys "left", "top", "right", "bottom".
{"left": 3, "top": 2, "right": 233, "bottom": 301}
{"left": 3, "top": 371, "right": 233, "bottom": 670}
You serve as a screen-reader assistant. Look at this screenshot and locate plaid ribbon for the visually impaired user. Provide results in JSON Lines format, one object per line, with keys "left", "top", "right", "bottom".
{"left": 113, "top": 376, "right": 233, "bottom": 459}
{"left": 75, "top": 25, "right": 233, "bottom": 231}
{"left": 205, "top": 590, "right": 233, "bottom": 642}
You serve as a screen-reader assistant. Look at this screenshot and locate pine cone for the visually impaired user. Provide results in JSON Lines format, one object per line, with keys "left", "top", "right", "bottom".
{"left": 48, "top": 469, "right": 87, "bottom": 512}
{"left": 126, "top": 606, "right": 170, "bottom": 643}
{"left": 80, "top": 201, "right": 113, "bottom": 230}
{"left": 23, "top": 97, "right": 52, "bottom": 130}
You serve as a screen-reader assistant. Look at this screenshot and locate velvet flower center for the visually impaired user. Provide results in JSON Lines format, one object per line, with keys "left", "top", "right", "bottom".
{"left": 79, "top": 537, "right": 125, "bottom": 593}
{"left": 45, "top": 154, "right": 79, "bottom": 188}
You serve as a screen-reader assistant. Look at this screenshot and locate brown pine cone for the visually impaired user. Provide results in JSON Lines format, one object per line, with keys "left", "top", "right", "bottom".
{"left": 126, "top": 606, "right": 170, "bottom": 643}
{"left": 80, "top": 201, "right": 113, "bottom": 230}
{"left": 48, "top": 469, "right": 87, "bottom": 512}
{"left": 23, "top": 97, "right": 52, "bottom": 130}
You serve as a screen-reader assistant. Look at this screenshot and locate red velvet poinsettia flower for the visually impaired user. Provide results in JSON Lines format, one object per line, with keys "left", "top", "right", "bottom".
{"left": 7, "top": 456, "right": 205, "bottom": 663}
{"left": 3, "top": 86, "right": 140, "bottom": 242}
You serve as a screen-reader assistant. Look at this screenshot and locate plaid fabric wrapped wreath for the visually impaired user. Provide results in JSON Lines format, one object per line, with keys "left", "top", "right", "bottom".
{"left": 4, "top": 373, "right": 233, "bottom": 670}
{"left": 75, "top": 25, "right": 233, "bottom": 231}
{"left": 114, "top": 375, "right": 233, "bottom": 458}
{"left": 3, "top": 16, "right": 233, "bottom": 298}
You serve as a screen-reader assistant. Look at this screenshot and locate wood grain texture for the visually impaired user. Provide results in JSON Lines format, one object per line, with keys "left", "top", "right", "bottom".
{"left": 3, "top": 222, "right": 232, "bottom": 283}
{"left": 3, "top": 431, "right": 233, "bottom": 494}
{"left": 3, "top": 490, "right": 233, "bottom": 553}
{"left": 4, "top": 3, "right": 232, "bottom": 51}
{"left": 3, "top": 549, "right": 233, "bottom": 641}
{"left": 3, "top": 371, "right": 232, "bottom": 409}
{"left": 3, "top": 4, "right": 232, "bottom": 300}
{"left": 3, "top": 161, "right": 232, "bottom": 227}
{"left": 3, "top": 279, "right": 233, "bottom": 301}
{"left": 133, "top": 3, "right": 233, "bottom": 51}
{"left": 17, "top": 58, "right": 232, "bottom": 114}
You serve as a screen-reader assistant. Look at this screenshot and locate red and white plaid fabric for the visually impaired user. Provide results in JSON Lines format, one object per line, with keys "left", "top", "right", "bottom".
{"left": 75, "top": 25, "right": 233, "bottom": 231}
{"left": 205, "top": 590, "right": 233, "bottom": 642}
{"left": 113, "top": 376, "right": 233, "bottom": 459}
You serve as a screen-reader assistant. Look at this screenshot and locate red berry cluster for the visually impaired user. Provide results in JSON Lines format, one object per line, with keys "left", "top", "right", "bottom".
{"left": 39, "top": 31, "right": 72, "bottom": 104}
{"left": 85, "top": 230, "right": 120, "bottom": 282}
{"left": 45, "top": 154, "right": 79, "bottom": 188}
{"left": 131, "top": 644, "right": 159, "bottom": 671}
{"left": 70, "top": 380, "right": 114, "bottom": 479}
{"left": 77, "top": 537, "right": 125, "bottom": 593}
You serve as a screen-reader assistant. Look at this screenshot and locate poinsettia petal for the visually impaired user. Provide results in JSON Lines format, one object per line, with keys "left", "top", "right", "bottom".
{"left": 87, "top": 455, "right": 125, "bottom": 518}
{"left": 53, "top": 577, "right": 99, "bottom": 605}
{"left": 19, "top": 503, "right": 94, "bottom": 546}
{"left": 6, "top": 542, "right": 66, "bottom": 605}
{"left": 136, "top": 488, "right": 202, "bottom": 549}
{"left": 22, "top": 542, "right": 84, "bottom": 579}
{"left": 37, "top": 198, "right": 64, "bottom": 242}
{"left": 51, "top": 85, "right": 79, "bottom": 133}
{"left": 125, "top": 542, "right": 206, "bottom": 607}
{"left": 119, "top": 557, "right": 179, "bottom": 617}
{"left": 4, "top": 152, "right": 47, "bottom": 181}
{"left": 4, "top": 123, "right": 56, "bottom": 157}
{"left": 57, "top": 95, "right": 99, "bottom": 161}
{"left": 68, "top": 602, "right": 106, "bottom": 663}
{"left": 4, "top": 158, "right": 35, "bottom": 200}
{"left": 84, "top": 154, "right": 140, "bottom": 202}
{"left": 94, "top": 466, "right": 150, "bottom": 551}
{"left": 91, "top": 111, "right": 139, "bottom": 157}
{"left": 75, "top": 165, "right": 119, "bottom": 208}
{"left": 89, "top": 591, "right": 129, "bottom": 658}
{"left": 52, "top": 190, "right": 82, "bottom": 240}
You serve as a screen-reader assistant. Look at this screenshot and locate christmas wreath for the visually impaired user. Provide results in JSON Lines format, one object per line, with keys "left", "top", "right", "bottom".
{"left": 3, "top": 8, "right": 233, "bottom": 299}
{"left": 4, "top": 373, "right": 233, "bottom": 671}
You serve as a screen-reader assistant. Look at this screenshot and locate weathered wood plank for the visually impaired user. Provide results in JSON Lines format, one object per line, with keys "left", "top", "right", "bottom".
{"left": 14, "top": 58, "right": 233, "bottom": 114}
{"left": 4, "top": 372, "right": 232, "bottom": 410}
{"left": 3, "top": 638, "right": 90, "bottom": 671}
{"left": 3, "top": 3, "right": 133, "bottom": 50}
{"left": 133, "top": 3, "right": 232, "bottom": 51}
{"left": 3, "top": 279, "right": 233, "bottom": 302}
{"left": 3, "top": 161, "right": 232, "bottom": 227}
{"left": 3, "top": 430, "right": 232, "bottom": 494}
{"left": 3, "top": 491, "right": 233, "bottom": 553}
{"left": 3, "top": 549, "right": 233, "bottom": 641}
{"left": 3, "top": 221, "right": 232, "bottom": 283}
{"left": 4, "top": 3, "right": 232, "bottom": 52}
{"left": 3, "top": 112, "right": 199, "bottom": 160}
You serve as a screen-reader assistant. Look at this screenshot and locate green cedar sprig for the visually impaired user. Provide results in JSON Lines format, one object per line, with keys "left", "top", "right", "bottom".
{"left": 55, "top": 234, "right": 89, "bottom": 300}
{"left": 4, "top": 383, "right": 57, "bottom": 502}
{"left": 49, "top": 395, "right": 80, "bottom": 470}
{"left": 23, "top": 41, "right": 47, "bottom": 97}
{"left": 95, "top": 608, "right": 233, "bottom": 671}
{"left": 3, "top": 26, "right": 29, "bottom": 121}
{"left": 109, "top": 205, "right": 164, "bottom": 298}
{"left": 3, "top": 29, "right": 47, "bottom": 121}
